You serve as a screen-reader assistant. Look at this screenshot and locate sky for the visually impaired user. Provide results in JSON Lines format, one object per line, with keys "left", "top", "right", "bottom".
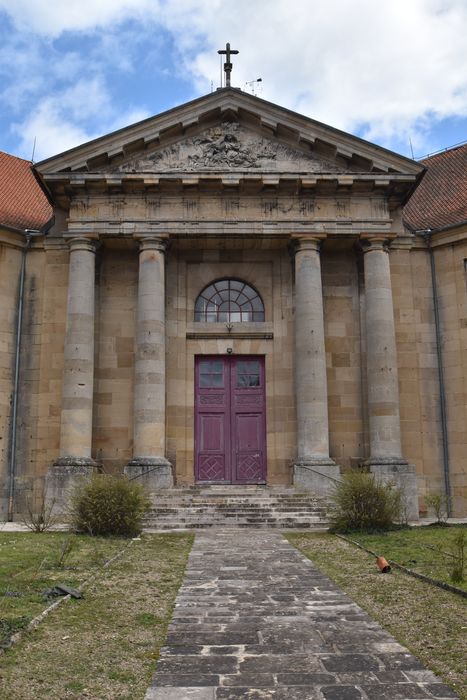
{"left": 0, "top": 0, "right": 467, "bottom": 163}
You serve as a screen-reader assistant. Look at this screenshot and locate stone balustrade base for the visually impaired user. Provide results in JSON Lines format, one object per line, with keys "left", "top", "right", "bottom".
{"left": 292, "top": 458, "right": 341, "bottom": 496}
{"left": 363, "top": 457, "right": 419, "bottom": 521}
{"left": 124, "top": 458, "right": 174, "bottom": 492}
{"left": 46, "top": 458, "right": 100, "bottom": 515}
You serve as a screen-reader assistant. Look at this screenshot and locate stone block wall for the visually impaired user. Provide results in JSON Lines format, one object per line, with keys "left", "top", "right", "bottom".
{"left": 33, "top": 245, "right": 68, "bottom": 485}
{"left": 1, "top": 231, "right": 466, "bottom": 516}
{"left": 390, "top": 245, "right": 444, "bottom": 513}
{"left": 93, "top": 246, "right": 137, "bottom": 473}
{"left": 432, "top": 240, "right": 467, "bottom": 515}
{"left": 165, "top": 241, "right": 296, "bottom": 486}
{"left": 322, "top": 246, "right": 366, "bottom": 468}
{"left": 14, "top": 247, "right": 47, "bottom": 510}
{"left": 0, "top": 240, "right": 22, "bottom": 516}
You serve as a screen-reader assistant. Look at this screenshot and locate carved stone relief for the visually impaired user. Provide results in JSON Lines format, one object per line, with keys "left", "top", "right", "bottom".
{"left": 113, "top": 123, "right": 344, "bottom": 173}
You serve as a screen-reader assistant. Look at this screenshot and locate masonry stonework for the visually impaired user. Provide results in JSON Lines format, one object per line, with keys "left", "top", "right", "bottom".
{"left": 1, "top": 89, "right": 466, "bottom": 517}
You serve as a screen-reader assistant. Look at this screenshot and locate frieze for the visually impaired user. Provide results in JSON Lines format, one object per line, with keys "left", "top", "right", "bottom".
{"left": 113, "top": 123, "right": 344, "bottom": 174}
{"left": 69, "top": 192, "right": 386, "bottom": 224}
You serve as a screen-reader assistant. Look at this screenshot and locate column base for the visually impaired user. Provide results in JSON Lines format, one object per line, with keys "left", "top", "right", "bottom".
{"left": 292, "top": 458, "right": 341, "bottom": 497}
{"left": 124, "top": 457, "right": 174, "bottom": 491}
{"left": 46, "top": 457, "right": 100, "bottom": 515}
{"left": 362, "top": 458, "right": 419, "bottom": 521}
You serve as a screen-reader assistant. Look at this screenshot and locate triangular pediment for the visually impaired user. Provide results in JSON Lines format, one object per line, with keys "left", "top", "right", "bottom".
{"left": 111, "top": 122, "right": 344, "bottom": 174}
{"left": 36, "top": 88, "right": 424, "bottom": 179}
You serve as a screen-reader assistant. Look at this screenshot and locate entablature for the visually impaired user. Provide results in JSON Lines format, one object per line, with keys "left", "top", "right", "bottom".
{"left": 42, "top": 171, "right": 418, "bottom": 211}
{"left": 64, "top": 218, "right": 395, "bottom": 239}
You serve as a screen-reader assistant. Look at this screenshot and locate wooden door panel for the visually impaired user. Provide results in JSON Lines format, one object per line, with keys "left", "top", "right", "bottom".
{"left": 195, "top": 356, "right": 230, "bottom": 483}
{"left": 197, "top": 454, "right": 226, "bottom": 482}
{"left": 235, "top": 413, "right": 262, "bottom": 451}
{"left": 195, "top": 355, "right": 266, "bottom": 484}
{"left": 198, "top": 414, "right": 225, "bottom": 452}
{"left": 233, "top": 413, "right": 264, "bottom": 482}
{"left": 231, "top": 356, "right": 266, "bottom": 484}
{"left": 236, "top": 453, "right": 264, "bottom": 482}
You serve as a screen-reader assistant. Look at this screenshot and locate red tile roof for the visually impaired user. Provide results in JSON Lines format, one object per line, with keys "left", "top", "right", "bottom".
{"left": 0, "top": 151, "right": 53, "bottom": 232}
{"left": 404, "top": 143, "right": 467, "bottom": 231}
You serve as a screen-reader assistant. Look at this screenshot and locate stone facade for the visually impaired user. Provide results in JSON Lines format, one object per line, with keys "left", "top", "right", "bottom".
{"left": 1, "top": 89, "right": 466, "bottom": 517}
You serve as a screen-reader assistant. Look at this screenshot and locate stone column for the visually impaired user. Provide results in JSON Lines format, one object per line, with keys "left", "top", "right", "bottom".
{"left": 47, "top": 237, "right": 99, "bottom": 510}
{"left": 292, "top": 236, "right": 340, "bottom": 494}
{"left": 361, "top": 235, "right": 418, "bottom": 519}
{"left": 124, "top": 237, "right": 173, "bottom": 490}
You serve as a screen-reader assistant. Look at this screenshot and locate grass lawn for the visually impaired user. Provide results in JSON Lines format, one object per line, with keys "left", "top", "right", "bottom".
{"left": 0, "top": 531, "right": 128, "bottom": 647}
{"left": 354, "top": 525, "right": 467, "bottom": 592}
{"left": 0, "top": 532, "right": 193, "bottom": 699}
{"left": 288, "top": 532, "right": 467, "bottom": 700}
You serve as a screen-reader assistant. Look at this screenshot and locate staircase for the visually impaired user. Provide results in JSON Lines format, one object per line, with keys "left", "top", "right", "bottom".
{"left": 143, "top": 485, "right": 330, "bottom": 530}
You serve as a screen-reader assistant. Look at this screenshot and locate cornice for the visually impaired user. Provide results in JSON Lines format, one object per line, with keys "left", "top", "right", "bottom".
{"left": 430, "top": 225, "right": 467, "bottom": 248}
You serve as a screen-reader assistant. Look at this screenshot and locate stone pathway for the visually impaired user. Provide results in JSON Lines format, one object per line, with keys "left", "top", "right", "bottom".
{"left": 144, "top": 530, "right": 458, "bottom": 700}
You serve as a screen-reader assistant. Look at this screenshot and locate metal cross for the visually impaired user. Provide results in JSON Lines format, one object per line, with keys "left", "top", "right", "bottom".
{"left": 218, "top": 42, "right": 239, "bottom": 88}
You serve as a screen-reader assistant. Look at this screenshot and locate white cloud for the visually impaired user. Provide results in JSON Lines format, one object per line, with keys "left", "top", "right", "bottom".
{"left": 0, "top": 0, "right": 159, "bottom": 36}
{"left": 2, "top": 0, "right": 467, "bottom": 158}
{"left": 158, "top": 0, "right": 467, "bottom": 151}
{"left": 13, "top": 78, "right": 151, "bottom": 160}
{"left": 106, "top": 108, "right": 152, "bottom": 135}
{"left": 14, "top": 100, "right": 95, "bottom": 161}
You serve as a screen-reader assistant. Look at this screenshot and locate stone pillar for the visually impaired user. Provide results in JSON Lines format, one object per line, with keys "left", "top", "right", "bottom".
{"left": 47, "top": 237, "right": 99, "bottom": 510}
{"left": 292, "top": 236, "right": 340, "bottom": 495}
{"left": 124, "top": 237, "right": 173, "bottom": 490}
{"left": 361, "top": 235, "right": 418, "bottom": 519}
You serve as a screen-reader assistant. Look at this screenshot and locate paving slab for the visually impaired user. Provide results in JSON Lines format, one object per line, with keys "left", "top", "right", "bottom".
{"left": 144, "top": 530, "right": 458, "bottom": 700}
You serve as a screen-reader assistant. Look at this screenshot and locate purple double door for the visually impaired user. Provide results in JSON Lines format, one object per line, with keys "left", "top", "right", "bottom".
{"left": 195, "top": 355, "right": 267, "bottom": 484}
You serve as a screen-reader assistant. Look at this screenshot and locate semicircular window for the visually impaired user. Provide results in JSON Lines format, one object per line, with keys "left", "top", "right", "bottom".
{"left": 195, "top": 279, "right": 265, "bottom": 323}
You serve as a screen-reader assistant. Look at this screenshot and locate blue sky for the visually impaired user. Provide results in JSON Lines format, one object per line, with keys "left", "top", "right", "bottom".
{"left": 1, "top": 0, "right": 466, "bottom": 163}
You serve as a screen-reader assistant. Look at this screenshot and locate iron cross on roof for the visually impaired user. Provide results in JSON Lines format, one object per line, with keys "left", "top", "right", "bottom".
{"left": 218, "top": 42, "right": 239, "bottom": 88}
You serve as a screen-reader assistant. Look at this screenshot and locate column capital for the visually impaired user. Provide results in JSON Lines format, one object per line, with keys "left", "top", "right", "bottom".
{"left": 359, "top": 232, "right": 396, "bottom": 253}
{"left": 290, "top": 234, "right": 327, "bottom": 254}
{"left": 66, "top": 236, "right": 99, "bottom": 254}
{"left": 134, "top": 235, "right": 169, "bottom": 253}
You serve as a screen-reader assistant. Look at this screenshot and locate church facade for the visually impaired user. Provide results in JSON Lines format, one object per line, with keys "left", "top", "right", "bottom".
{"left": 1, "top": 88, "right": 466, "bottom": 518}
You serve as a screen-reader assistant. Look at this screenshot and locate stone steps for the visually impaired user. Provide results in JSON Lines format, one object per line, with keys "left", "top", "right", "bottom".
{"left": 144, "top": 486, "right": 330, "bottom": 529}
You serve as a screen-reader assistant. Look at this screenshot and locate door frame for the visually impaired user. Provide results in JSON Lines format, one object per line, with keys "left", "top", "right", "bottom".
{"left": 194, "top": 354, "right": 267, "bottom": 485}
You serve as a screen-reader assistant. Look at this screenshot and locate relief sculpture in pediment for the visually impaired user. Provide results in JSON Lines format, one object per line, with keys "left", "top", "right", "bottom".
{"left": 114, "top": 122, "right": 343, "bottom": 173}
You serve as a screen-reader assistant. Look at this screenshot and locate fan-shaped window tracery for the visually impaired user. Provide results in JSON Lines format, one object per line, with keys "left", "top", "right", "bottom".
{"left": 194, "top": 279, "right": 265, "bottom": 322}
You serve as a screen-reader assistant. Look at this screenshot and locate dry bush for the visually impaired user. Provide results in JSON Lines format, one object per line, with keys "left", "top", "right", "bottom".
{"left": 22, "top": 486, "right": 58, "bottom": 533}
{"left": 70, "top": 474, "right": 150, "bottom": 537}
{"left": 425, "top": 491, "right": 450, "bottom": 525}
{"left": 330, "top": 470, "right": 402, "bottom": 533}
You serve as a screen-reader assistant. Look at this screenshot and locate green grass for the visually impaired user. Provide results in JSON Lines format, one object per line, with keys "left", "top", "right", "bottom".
{"left": 288, "top": 532, "right": 467, "bottom": 700}
{"left": 0, "top": 532, "right": 125, "bottom": 646}
{"left": 354, "top": 525, "right": 467, "bottom": 591}
{"left": 0, "top": 532, "right": 193, "bottom": 700}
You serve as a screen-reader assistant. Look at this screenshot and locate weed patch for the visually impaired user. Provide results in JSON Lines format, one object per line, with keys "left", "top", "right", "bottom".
{"left": 355, "top": 526, "right": 467, "bottom": 592}
{"left": 0, "top": 533, "right": 193, "bottom": 699}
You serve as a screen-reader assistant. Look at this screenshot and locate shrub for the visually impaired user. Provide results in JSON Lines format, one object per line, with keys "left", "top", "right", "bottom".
{"left": 329, "top": 470, "right": 402, "bottom": 533}
{"left": 22, "top": 485, "right": 57, "bottom": 533}
{"left": 70, "top": 474, "right": 150, "bottom": 537}
{"left": 425, "top": 491, "right": 450, "bottom": 525}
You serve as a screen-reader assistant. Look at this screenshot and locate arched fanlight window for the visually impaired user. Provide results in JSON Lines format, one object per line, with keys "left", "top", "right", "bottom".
{"left": 194, "top": 279, "right": 265, "bottom": 322}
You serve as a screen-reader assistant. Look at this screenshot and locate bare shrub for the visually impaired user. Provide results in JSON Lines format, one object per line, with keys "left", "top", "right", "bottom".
{"left": 329, "top": 470, "right": 402, "bottom": 533}
{"left": 22, "top": 486, "right": 57, "bottom": 533}
{"left": 425, "top": 492, "right": 450, "bottom": 525}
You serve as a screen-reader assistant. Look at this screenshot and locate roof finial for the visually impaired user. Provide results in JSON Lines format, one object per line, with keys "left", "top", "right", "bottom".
{"left": 218, "top": 42, "right": 239, "bottom": 88}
